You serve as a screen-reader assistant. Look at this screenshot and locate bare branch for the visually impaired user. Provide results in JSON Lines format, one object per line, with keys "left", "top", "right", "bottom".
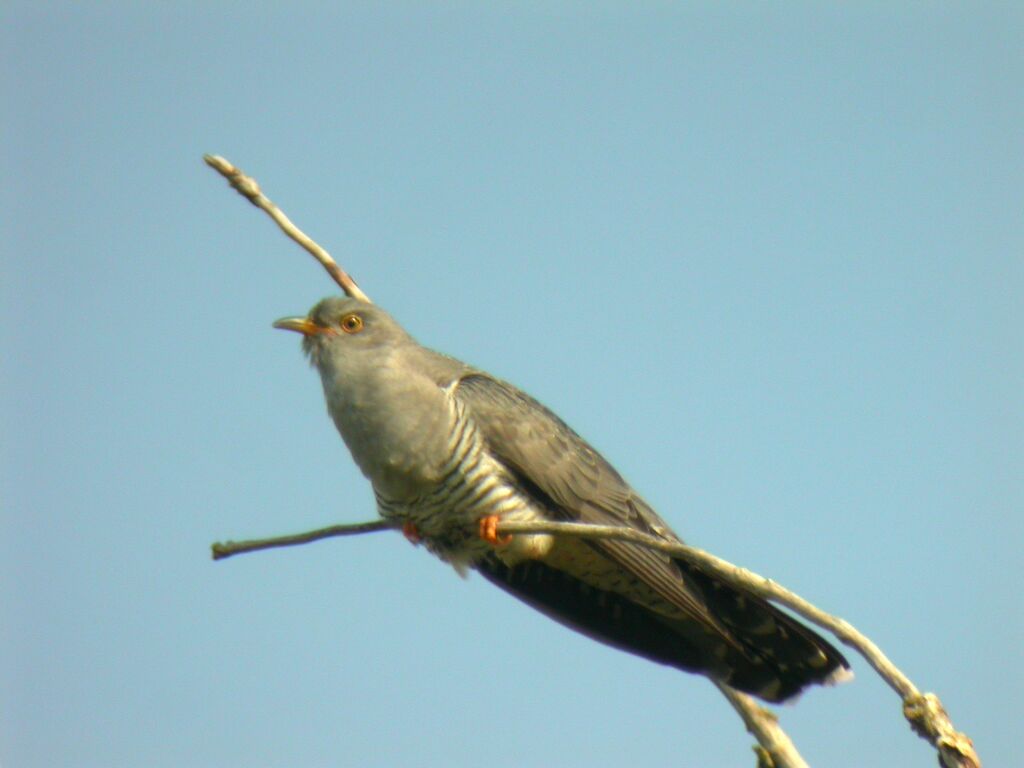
{"left": 211, "top": 519, "right": 396, "bottom": 560}
{"left": 715, "top": 682, "right": 809, "bottom": 768}
{"left": 209, "top": 516, "right": 980, "bottom": 767}
{"left": 904, "top": 693, "right": 982, "bottom": 768}
{"left": 497, "top": 520, "right": 980, "bottom": 767}
{"left": 203, "top": 154, "right": 371, "bottom": 302}
{"left": 495, "top": 520, "right": 979, "bottom": 767}
{"left": 205, "top": 155, "right": 978, "bottom": 767}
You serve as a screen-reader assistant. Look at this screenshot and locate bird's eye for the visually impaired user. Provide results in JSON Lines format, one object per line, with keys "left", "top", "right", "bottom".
{"left": 339, "top": 313, "right": 364, "bottom": 334}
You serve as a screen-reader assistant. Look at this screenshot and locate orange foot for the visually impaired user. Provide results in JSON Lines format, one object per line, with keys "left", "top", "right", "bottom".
{"left": 402, "top": 521, "right": 422, "bottom": 545}
{"left": 479, "top": 514, "right": 512, "bottom": 546}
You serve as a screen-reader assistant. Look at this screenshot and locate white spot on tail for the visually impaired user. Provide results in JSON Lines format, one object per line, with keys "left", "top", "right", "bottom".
{"left": 823, "top": 666, "right": 855, "bottom": 686}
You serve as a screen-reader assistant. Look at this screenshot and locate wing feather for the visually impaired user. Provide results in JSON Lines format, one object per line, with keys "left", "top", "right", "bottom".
{"left": 453, "top": 373, "right": 728, "bottom": 636}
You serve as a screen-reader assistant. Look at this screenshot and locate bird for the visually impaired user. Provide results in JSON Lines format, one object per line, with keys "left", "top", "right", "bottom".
{"left": 273, "top": 295, "right": 852, "bottom": 703}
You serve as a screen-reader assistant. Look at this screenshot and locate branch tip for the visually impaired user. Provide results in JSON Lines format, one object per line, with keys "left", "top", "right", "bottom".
{"left": 207, "top": 156, "right": 979, "bottom": 767}
{"left": 203, "top": 153, "right": 371, "bottom": 302}
{"left": 207, "top": 516, "right": 980, "bottom": 766}
{"left": 210, "top": 519, "right": 398, "bottom": 561}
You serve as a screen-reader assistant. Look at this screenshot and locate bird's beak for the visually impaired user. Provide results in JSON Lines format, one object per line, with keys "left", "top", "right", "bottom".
{"left": 273, "top": 316, "right": 323, "bottom": 336}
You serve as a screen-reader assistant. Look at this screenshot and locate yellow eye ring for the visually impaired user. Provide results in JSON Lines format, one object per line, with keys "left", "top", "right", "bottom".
{"left": 339, "top": 313, "right": 364, "bottom": 334}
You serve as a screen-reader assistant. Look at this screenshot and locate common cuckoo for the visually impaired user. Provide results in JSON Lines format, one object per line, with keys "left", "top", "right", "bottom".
{"left": 274, "top": 296, "right": 851, "bottom": 702}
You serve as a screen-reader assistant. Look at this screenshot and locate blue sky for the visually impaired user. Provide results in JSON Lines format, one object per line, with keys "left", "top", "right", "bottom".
{"left": 2, "top": 4, "right": 1020, "bottom": 767}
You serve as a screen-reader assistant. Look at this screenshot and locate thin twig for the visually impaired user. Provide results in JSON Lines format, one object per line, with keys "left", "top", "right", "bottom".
{"left": 210, "top": 517, "right": 980, "bottom": 767}
{"left": 206, "top": 154, "right": 978, "bottom": 768}
{"left": 203, "top": 154, "right": 372, "bottom": 302}
{"left": 211, "top": 519, "right": 396, "bottom": 560}
{"left": 496, "top": 520, "right": 980, "bottom": 768}
{"left": 205, "top": 154, "right": 808, "bottom": 767}
{"left": 715, "top": 682, "right": 809, "bottom": 768}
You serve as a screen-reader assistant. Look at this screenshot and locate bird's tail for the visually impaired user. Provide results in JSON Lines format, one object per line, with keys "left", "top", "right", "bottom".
{"left": 674, "top": 560, "right": 852, "bottom": 702}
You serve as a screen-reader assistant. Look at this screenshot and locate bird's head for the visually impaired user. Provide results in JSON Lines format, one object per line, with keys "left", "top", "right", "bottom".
{"left": 273, "top": 296, "right": 413, "bottom": 375}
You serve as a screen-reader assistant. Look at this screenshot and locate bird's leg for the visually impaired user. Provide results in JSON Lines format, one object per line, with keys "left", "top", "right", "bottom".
{"left": 478, "top": 515, "right": 512, "bottom": 546}
{"left": 402, "top": 521, "right": 422, "bottom": 545}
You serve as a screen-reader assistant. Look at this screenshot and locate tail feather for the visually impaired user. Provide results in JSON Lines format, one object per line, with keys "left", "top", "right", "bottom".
{"left": 478, "top": 554, "right": 851, "bottom": 703}
{"left": 675, "top": 560, "right": 852, "bottom": 702}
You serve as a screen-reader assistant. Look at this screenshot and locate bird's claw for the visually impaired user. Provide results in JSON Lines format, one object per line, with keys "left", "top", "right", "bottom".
{"left": 479, "top": 515, "right": 512, "bottom": 546}
{"left": 402, "top": 521, "right": 422, "bottom": 545}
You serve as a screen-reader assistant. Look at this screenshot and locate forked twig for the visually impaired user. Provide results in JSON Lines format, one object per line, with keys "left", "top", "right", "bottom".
{"left": 211, "top": 517, "right": 979, "bottom": 768}
{"left": 205, "top": 154, "right": 980, "bottom": 768}
{"left": 715, "top": 682, "right": 809, "bottom": 768}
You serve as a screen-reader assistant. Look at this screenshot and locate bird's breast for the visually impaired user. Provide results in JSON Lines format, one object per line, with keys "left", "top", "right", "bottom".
{"left": 325, "top": 372, "right": 455, "bottom": 499}
{"left": 375, "top": 393, "right": 554, "bottom": 570}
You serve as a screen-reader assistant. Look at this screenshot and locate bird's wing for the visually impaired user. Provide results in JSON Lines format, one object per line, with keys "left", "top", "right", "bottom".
{"left": 452, "top": 372, "right": 727, "bottom": 635}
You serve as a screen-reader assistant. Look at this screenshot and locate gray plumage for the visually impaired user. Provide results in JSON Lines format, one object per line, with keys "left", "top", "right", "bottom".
{"left": 275, "top": 296, "right": 851, "bottom": 703}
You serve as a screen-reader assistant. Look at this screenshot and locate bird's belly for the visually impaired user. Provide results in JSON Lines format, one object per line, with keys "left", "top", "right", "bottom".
{"left": 372, "top": 393, "right": 556, "bottom": 571}
{"left": 376, "top": 456, "right": 554, "bottom": 572}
